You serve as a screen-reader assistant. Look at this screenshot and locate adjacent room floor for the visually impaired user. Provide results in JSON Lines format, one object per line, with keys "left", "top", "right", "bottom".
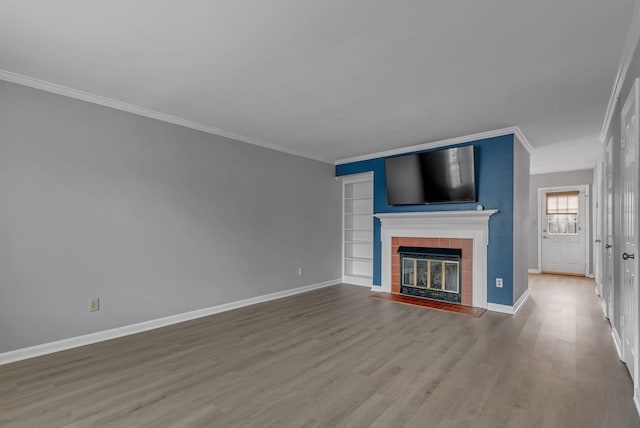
{"left": 0, "top": 274, "right": 638, "bottom": 427}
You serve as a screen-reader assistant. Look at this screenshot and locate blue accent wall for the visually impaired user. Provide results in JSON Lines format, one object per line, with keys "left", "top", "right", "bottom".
{"left": 336, "top": 134, "right": 515, "bottom": 305}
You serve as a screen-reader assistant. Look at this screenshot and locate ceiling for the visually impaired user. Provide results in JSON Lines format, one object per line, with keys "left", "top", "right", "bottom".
{"left": 0, "top": 0, "right": 635, "bottom": 174}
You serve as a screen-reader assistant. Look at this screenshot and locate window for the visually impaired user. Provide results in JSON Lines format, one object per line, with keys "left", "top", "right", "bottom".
{"left": 546, "top": 191, "right": 579, "bottom": 235}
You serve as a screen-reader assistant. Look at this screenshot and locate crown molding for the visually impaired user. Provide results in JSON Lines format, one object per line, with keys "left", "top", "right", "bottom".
{"left": 0, "top": 69, "right": 331, "bottom": 164}
{"left": 600, "top": 0, "right": 640, "bottom": 142}
{"left": 512, "top": 127, "right": 534, "bottom": 154}
{"left": 0, "top": 69, "right": 535, "bottom": 165}
{"left": 335, "top": 126, "right": 532, "bottom": 165}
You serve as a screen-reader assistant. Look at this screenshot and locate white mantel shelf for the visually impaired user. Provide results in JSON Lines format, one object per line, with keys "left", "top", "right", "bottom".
{"left": 375, "top": 209, "right": 498, "bottom": 225}
{"left": 375, "top": 209, "right": 498, "bottom": 309}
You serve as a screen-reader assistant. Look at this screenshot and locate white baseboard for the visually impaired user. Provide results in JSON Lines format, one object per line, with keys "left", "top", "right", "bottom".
{"left": 528, "top": 269, "right": 540, "bottom": 274}
{"left": 487, "top": 289, "right": 530, "bottom": 315}
{"left": 487, "top": 302, "right": 513, "bottom": 314}
{"left": 513, "top": 289, "right": 530, "bottom": 314}
{"left": 635, "top": 393, "right": 640, "bottom": 421}
{"left": 587, "top": 273, "right": 595, "bottom": 279}
{"left": 612, "top": 327, "right": 623, "bottom": 360}
{"left": 0, "top": 278, "right": 341, "bottom": 366}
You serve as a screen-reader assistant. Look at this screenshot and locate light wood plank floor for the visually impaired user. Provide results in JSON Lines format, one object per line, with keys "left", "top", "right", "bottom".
{"left": 1, "top": 274, "right": 638, "bottom": 427}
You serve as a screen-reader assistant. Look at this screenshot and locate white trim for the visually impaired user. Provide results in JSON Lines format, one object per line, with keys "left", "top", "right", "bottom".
{"left": 0, "top": 70, "right": 536, "bottom": 167}
{"left": 528, "top": 268, "right": 541, "bottom": 274}
{"left": 602, "top": 299, "right": 609, "bottom": 319}
{"left": 600, "top": 0, "right": 640, "bottom": 142}
{"left": 335, "top": 126, "right": 532, "bottom": 165}
{"left": 512, "top": 128, "right": 534, "bottom": 154}
{"left": 634, "top": 394, "right": 640, "bottom": 421}
{"left": 375, "top": 210, "right": 497, "bottom": 309}
{"left": 0, "top": 69, "right": 330, "bottom": 164}
{"left": 537, "top": 184, "right": 590, "bottom": 274}
{"left": 529, "top": 166, "right": 600, "bottom": 176}
{"left": 587, "top": 274, "right": 595, "bottom": 279}
{"left": 513, "top": 289, "right": 530, "bottom": 314}
{"left": 487, "top": 289, "right": 530, "bottom": 315}
{"left": 486, "top": 302, "right": 514, "bottom": 314}
{"left": 613, "top": 327, "right": 623, "bottom": 360}
{"left": 335, "top": 172, "right": 374, "bottom": 183}
{"left": 0, "top": 278, "right": 340, "bottom": 366}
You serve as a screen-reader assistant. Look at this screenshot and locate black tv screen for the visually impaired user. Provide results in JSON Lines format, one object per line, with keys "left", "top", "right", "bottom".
{"left": 384, "top": 145, "right": 476, "bottom": 205}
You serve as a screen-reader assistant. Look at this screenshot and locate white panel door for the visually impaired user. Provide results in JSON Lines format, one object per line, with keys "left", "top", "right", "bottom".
{"left": 540, "top": 189, "right": 587, "bottom": 275}
{"left": 620, "top": 79, "right": 639, "bottom": 386}
{"left": 604, "top": 138, "right": 615, "bottom": 318}
{"left": 593, "top": 161, "right": 603, "bottom": 294}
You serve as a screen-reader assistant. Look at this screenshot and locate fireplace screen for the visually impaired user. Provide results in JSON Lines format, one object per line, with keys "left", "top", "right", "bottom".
{"left": 398, "top": 246, "right": 462, "bottom": 303}
{"left": 402, "top": 257, "right": 459, "bottom": 293}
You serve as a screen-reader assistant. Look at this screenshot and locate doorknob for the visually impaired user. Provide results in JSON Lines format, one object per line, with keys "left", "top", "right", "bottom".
{"left": 622, "top": 252, "right": 635, "bottom": 260}
{"left": 605, "top": 244, "right": 612, "bottom": 249}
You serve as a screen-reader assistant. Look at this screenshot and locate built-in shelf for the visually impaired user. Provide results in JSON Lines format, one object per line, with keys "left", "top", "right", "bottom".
{"left": 340, "top": 172, "right": 374, "bottom": 287}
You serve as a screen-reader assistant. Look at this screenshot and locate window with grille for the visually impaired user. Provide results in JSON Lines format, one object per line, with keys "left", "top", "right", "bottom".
{"left": 546, "top": 191, "right": 579, "bottom": 235}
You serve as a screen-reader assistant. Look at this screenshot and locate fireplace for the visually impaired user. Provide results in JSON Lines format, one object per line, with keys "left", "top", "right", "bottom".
{"left": 376, "top": 210, "right": 498, "bottom": 309}
{"left": 398, "top": 247, "right": 462, "bottom": 303}
{"left": 392, "top": 237, "right": 471, "bottom": 305}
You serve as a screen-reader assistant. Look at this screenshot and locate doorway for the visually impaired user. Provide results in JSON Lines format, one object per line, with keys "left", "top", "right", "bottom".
{"left": 538, "top": 185, "right": 589, "bottom": 275}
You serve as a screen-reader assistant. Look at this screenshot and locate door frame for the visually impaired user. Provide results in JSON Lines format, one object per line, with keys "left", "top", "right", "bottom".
{"left": 537, "top": 184, "right": 590, "bottom": 275}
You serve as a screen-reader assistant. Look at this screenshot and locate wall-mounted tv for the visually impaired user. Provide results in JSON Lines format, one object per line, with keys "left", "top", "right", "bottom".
{"left": 384, "top": 145, "right": 476, "bottom": 205}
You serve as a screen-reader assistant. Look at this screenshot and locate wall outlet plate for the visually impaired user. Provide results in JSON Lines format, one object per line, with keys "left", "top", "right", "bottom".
{"left": 90, "top": 298, "right": 100, "bottom": 312}
{"left": 496, "top": 278, "right": 503, "bottom": 288}
{"left": 298, "top": 268, "right": 303, "bottom": 277}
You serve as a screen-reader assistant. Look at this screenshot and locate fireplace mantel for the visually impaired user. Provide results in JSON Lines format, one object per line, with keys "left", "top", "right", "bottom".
{"left": 374, "top": 209, "right": 498, "bottom": 309}
{"left": 375, "top": 210, "right": 498, "bottom": 228}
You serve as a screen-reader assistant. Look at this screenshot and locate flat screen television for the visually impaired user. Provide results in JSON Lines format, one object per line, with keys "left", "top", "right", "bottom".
{"left": 384, "top": 145, "right": 476, "bottom": 205}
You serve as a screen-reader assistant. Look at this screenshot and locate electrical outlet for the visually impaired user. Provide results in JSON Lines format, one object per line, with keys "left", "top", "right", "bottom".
{"left": 298, "top": 267, "right": 303, "bottom": 277}
{"left": 90, "top": 298, "right": 100, "bottom": 312}
{"left": 496, "top": 278, "right": 503, "bottom": 288}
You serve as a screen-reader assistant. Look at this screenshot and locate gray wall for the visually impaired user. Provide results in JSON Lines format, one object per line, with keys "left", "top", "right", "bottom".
{"left": 0, "top": 81, "right": 342, "bottom": 353}
{"left": 528, "top": 169, "right": 594, "bottom": 272}
{"left": 512, "top": 140, "right": 530, "bottom": 302}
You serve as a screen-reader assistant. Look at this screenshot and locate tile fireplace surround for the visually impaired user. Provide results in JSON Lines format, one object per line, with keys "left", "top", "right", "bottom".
{"left": 375, "top": 210, "right": 498, "bottom": 309}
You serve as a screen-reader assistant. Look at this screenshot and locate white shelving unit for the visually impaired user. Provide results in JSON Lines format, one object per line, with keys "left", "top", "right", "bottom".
{"left": 340, "top": 172, "right": 374, "bottom": 286}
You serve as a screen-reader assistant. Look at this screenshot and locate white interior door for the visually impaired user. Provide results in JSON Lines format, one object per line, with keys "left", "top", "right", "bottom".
{"left": 540, "top": 187, "right": 587, "bottom": 275}
{"left": 594, "top": 162, "right": 603, "bottom": 294}
{"left": 604, "top": 138, "right": 615, "bottom": 319}
{"left": 620, "top": 79, "right": 639, "bottom": 386}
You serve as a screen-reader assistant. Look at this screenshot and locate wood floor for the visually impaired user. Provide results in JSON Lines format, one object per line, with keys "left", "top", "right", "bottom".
{"left": 0, "top": 274, "right": 638, "bottom": 427}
